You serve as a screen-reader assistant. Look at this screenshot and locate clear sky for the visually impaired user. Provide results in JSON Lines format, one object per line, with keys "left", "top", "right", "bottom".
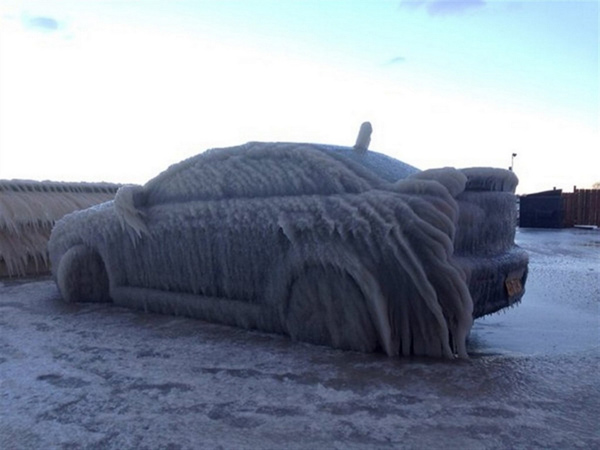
{"left": 0, "top": 0, "right": 598, "bottom": 194}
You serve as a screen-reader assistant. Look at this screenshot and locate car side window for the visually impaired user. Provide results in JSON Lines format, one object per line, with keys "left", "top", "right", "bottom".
{"left": 145, "top": 144, "right": 374, "bottom": 204}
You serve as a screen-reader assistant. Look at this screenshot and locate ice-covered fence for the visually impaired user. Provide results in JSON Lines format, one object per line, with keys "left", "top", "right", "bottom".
{"left": 0, "top": 180, "right": 119, "bottom": 277}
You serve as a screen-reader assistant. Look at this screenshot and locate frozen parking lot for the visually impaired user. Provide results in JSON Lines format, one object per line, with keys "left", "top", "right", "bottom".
{"left": 1, "top": 228, "right": 598, "bottom": 449}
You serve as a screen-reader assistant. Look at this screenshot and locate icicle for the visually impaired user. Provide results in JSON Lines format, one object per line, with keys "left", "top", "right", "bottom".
{"left": 114, "top": 185, "right": 148, "bottom": 243}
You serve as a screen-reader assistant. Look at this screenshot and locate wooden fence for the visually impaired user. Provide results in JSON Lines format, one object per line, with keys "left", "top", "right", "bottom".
{"left": 562, "top": 189, "right": 600, "bottom": 227}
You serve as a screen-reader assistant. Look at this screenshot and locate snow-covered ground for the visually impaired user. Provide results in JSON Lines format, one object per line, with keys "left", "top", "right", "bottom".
{"left": 1, "top": 229, "right": 598, "bottom": 449}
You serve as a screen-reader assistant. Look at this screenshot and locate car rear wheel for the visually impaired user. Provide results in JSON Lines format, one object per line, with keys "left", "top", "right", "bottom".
{"left": 57, "top": 245, "right": 111, "bottom": 303}
{"left": 284, "top": 264, "right": 380, "bottom": 353}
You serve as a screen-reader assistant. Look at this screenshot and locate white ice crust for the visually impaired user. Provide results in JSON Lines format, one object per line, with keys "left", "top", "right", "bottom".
{"left": 47, "top": 142, "right": 522, "bottom": 359}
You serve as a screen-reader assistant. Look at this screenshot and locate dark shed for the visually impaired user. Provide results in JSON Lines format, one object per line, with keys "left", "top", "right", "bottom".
{"left": 519, "top": 189, "right": 563, "bottom": 228}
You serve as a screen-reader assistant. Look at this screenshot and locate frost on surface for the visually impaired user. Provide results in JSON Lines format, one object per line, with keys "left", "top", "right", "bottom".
{"left": 114, "top": 184, "right": 148, "bottom": 242}
{"left": 49, "top": 142, "right": 526, "bottom": 358}
{"left": 452, "top": 168, "right": 527, "bottom": 317}
{"left": 456, "top": 168, "right": 519, "bottom": 254}
{"left": 461, "top": 167, "right": 518, "bottom": 193}
{"left": 142, "top": 142, "right": 419, "bottom": 205}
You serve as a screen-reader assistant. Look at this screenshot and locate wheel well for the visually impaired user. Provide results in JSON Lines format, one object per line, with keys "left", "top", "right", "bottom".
{"left": 56, "top": 245, "right": 111, "bottom": 303}
{"left": 283, "top": 260, "right": 394, "bottom": 355}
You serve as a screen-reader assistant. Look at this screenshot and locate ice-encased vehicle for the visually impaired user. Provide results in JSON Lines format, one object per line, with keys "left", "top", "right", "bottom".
{"left": 48, "top": 142, "right": 528, "bottom": 358}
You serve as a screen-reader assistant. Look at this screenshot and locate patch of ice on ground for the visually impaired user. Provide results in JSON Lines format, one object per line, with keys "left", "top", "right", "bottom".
{"left": 1, "top": 230, "right": 598, "bottom": 448}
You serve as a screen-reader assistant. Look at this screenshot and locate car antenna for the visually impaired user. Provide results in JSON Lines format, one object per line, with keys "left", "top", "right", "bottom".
{"left": 353, "top": 121, "right": 372, "bottom": 152}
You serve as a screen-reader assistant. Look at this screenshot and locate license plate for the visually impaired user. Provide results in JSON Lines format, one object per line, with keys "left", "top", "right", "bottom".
{"left": 505, "top": 277, "right": 523, "bottom": 297}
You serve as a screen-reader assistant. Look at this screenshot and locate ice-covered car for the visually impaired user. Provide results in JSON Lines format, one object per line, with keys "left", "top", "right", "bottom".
{"left": 48, "top": 142, "right": 528, "bottom": 358}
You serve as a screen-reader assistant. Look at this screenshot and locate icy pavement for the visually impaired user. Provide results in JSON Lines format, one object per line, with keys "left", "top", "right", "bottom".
{"left": 1, "top": 229, "right": 598, "bottom": 449}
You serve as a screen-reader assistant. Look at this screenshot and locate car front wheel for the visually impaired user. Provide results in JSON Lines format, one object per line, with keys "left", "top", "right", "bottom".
{"left": 56, "top": 245, "right": 111, "bottom": 303}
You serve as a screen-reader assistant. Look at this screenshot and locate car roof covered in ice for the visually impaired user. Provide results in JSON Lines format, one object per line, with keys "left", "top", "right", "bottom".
{"left": 317, "top": 144, "right": 419, "bottom": 183}
{"left": 143, "top": 142, "right": 420, "bottom": 205}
